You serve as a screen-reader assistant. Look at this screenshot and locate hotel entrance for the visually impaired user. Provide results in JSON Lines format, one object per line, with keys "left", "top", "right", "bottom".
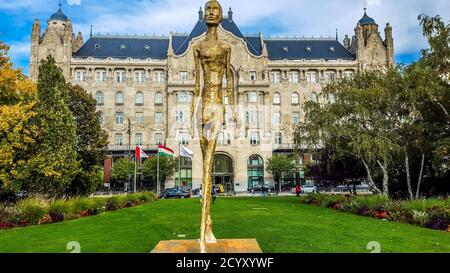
{"left": 212, "top": 154, "right": 234, "bottom": 193}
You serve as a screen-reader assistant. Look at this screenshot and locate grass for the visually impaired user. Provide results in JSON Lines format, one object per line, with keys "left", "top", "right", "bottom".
{"left": 0, "top": 197, "right": 449, "bottom": 253}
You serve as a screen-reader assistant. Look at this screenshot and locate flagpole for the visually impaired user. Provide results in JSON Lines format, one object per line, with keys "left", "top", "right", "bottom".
{"left": 133, "top": 148, "right": 137, "bottom": 193}
{"left": 157, "top": 145, "right": 160, "bottom": 195}
{"left": 178, "top": 143, "right": 181, "bottom": 188}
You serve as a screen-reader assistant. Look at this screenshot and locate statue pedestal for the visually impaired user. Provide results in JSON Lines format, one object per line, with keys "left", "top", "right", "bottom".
{"left": 151, "top": 239, "right": 262, "bottom": 253}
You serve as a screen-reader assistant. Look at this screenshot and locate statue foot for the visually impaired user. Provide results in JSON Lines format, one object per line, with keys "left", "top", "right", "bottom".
{"left": 205, "top": 231, "right": 217, "bottom": 244}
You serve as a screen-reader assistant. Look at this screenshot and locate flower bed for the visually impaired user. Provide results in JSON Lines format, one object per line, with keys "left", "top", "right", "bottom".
{"left": 0, "top": 192, "right": 158, "bottom": 230}
{"left": 299, "top": 193, "right": 450, "bottom": 232}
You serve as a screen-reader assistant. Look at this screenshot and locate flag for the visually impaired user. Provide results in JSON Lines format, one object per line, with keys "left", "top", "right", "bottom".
{"left": 135, "top": 146, "right": 149, "bottom": 159}
{"left": 180, "top": 145, "right": 194, "bottom": 159}
{"left": 158, "top": 144, "right": 174, "bottom": 158}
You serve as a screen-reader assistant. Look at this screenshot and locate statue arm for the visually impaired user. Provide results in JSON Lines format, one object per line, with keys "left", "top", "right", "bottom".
{"left": 226, "top": 47, "right": 238, "bottom": 123}
{"left": 191, "top": 47, "right": 201, "bottom": 134}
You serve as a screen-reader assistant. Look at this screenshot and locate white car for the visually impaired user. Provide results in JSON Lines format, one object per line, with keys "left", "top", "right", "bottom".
{"left": 301, "top": 185, "right": 318, "bottom": 194}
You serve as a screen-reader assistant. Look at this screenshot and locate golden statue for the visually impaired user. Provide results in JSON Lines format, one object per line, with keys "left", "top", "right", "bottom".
{"left": 191, "top": 0, "right": 238, "bottom": 253}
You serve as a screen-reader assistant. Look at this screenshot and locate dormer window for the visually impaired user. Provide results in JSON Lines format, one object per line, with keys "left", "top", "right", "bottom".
{"left": 306, "top": 46, "right": 312, "bottom": 52}
{"left": 120, "top": 44, "right": 127, "bottom": 51}
{"left": 94, "top": 44, "right": 102, "bottom": 50}
{"left": 144, "top": 44, "right": 151, "bottom": 51}
{"left": 282, "top": 46, "right": 289, "bottom": 53}
{"left": 329, "top": 46, "right": 335, "bottom": 52}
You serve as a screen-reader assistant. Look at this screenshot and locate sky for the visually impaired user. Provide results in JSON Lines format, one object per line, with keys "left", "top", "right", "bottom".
{"left": 0, "top": 0, "right": 449, "bottom": 75}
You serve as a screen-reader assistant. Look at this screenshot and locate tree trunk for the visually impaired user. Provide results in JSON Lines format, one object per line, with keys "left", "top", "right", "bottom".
{"left": 404, "top": 151, "right": 414, "bottom": 200}
{"left": 361, "top": 159, "right": 381, "bottom": 194}
{"left": 415, "top": 153, "right": 425, "bottom": 199}
{"left": 377, "top": 159, "right": 389, "bottom": 197}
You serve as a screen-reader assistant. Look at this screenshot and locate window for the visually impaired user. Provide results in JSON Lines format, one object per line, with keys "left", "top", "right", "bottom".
{"left": 136, "top": 112, "right": 144, "bottom": 125}
{"left": 291, "top": 92, "right": 299, "bottom": 105}
{"left": 247, "top": 92, "right": 258, "bottom": 103}
{"left": 328, "top": 94, "right": 336, "bottom": 104}
{"left": 75, "top": 70, "right": 86, "bottom": 82}
{"left": 135, "top": 133, "right": 143, "bottom": 146}
{"left": 176, "top": 157, "right": 192, "bottom": 187}
{"left": 180, "top": 71, "right": 188, "bottom": 80}
{"left": 135, "top": 92, "right": 144, "bottom": 106}
{"left": 154, "top": 133, "right": 163, "bottom": 145}
{"left": 344, "top": 70, "right": 354, "bottom": 78}
{"left": 154, "top": 70, "right": 165, "bottom": 83}
{"left": 223, "top": 95, "right": 229, "bottom": 105}
{"left": 98, "top": 111, "right": 104, "bottom": 124}
{"left": 273, "top": 93, "right": 281, "bottom": 105}
{"left": 176, "top": 91, "right": 191, "bottom": 103}
{"left": 176, "top": 111, "right": 188, "bottom": 123}
{"left": 96, "top": 91, "right": 104, "bottom": 106}
{"left": 248, "top": 155, "right": 264, "bottom": 187}
{"left": 249, "top": 71, "right": 257, "bottom": 81}
{"left": 292, "top": 112, "right": 301, "bottom": 125}
{"left": 325, "top": 71, "right": 336, "bottom": 83}
{"left": 246, "top": 111, "right": 258, "bottom": 125}
{"left": 155, "top": 112, "right": 163, "bottom": 124}
{"left": 273, "top": 112, "right": 281, "bottom": 125}
{"left": 135, "top": 71, "right": 145, "bottom": 83}
{"left": 95, "top": 70, "right": 106, "bottom": 82}
{"left": 155, "top": 92, "right": 163, "bottom": 105}
{"left": 289, "top": 71, "right": 299, "bottom": 83}
{"left": 307, "top": 71, "right": 318, "bottom": 84}
{"left": 217, "top": 132, "right": 225, "bottom": 145}
{"left": 179, "top": 132, "right": 189, "bottom": 145}
{"left": 226, "top": 133, "right": 231, "bottom": 145}
{"left": 310, "top": 92, "right": 318, "bottom": 102}
{"left": 115, "top": 70, "right": 125, "bottom": 83}
{"left": 115, "top": 91, "right": 124, "bottom": 105}
{"left": 250, "top": 131, "right": 260, "bottom": 145}
{"left": 274, "top": 132, "right": 282, "bottom": 145}
{"left": 115, "top": 133, "right": 123, "bottom": 146}
{"left": 115, "top": 112, "right": 124, "bottom": 124}
{"left": 270, "top": 71, "right": 281, "bottom": 84}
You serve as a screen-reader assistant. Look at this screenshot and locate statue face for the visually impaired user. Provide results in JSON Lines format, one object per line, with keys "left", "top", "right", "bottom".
{"left": 204, "top": 1, "right": 222, "bottom": 26}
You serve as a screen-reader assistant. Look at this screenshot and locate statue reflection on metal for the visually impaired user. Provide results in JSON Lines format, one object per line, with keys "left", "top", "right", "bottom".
{"left": 190, "top": 0, "right": 238, "bottom": 253}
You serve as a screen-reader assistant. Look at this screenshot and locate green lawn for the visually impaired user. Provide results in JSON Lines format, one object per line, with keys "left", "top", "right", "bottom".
{"left": 0, "top": 197, "right": 449, "bottom": 253}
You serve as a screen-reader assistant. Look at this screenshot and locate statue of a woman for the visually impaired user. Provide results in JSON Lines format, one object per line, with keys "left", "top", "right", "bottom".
{"left": 190, "top": 0, "right": 238, "bottom": 253}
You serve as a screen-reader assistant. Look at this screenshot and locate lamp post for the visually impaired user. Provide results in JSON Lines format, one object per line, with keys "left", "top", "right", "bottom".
{"left": 127, "top": 118, "right": 131, "bottom": 193}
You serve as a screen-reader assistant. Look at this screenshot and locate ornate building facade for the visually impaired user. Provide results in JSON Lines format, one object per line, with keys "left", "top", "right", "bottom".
{"left": 29, "top": 6, "right": 394, "bottom": 193}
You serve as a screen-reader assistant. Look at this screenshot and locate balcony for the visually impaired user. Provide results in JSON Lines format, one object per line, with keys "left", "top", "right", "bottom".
{"left": 108, "top": 144, "right": 160, "bottom": 152}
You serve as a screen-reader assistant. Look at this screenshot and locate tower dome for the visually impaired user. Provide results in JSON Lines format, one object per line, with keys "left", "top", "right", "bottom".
{"left": 48, "top": 5, "right": 69, "bottom": 22}
{"left": 358, "top": 10, "right": 376, "bottom": 25}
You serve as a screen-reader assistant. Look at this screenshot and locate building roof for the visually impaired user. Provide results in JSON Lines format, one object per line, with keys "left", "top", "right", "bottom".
{"left": 73, "top": 12, "right": 356, "bottom": 61}
{"left": 49, "top": 7, "right": 69, "bottom": 22}
{"left": 358, "top": 11, "right": 376, "bottom": 25}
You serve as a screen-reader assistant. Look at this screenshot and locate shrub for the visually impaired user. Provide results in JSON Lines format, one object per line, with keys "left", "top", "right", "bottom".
{"left": 106, "top": 196, "right": 120, "bottom": 211}
{"left": 0, "top": 204, "right": 21, "bottom": 225}
{"left": 91, "top": 198, "right": 108, "bottom": 213}
{"left": 425, "top": 219, "right": 450, "bottom": 231}
{"left": 69, "top": 197, "right": 95, "bottom": 214}
{"left": 49, "top": 199, "right": 73, "bottom": 216}
{"left": 49, "top": 212, "right": 64, "bottom": 223}
{"left": 137, "top": 192, "right": 156, "bottom": 203}
{"left": 123, "top": 194, "right": 140, "bottom": 206}
{"left": 411, "top": 210, "right": 430, "bottom": 226}
{"left": 15, "top": 197, "right": 49, "bottom": 225}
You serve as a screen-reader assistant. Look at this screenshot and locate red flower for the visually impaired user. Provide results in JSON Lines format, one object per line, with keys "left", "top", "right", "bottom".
{"left": 375, "top": 211, "right": 390, "bottom": 219}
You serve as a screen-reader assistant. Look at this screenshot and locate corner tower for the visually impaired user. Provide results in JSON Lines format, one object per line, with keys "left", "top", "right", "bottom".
{"left": 29, "top": 4, "right": 79, "bottom": 81}
{"left": 348, "top": 9, "right": 394, "bottom": 70}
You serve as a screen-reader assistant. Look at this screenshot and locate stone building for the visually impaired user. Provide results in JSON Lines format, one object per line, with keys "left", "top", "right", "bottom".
{"left": 29, "top": 6, "right": 394, "bottom": 193}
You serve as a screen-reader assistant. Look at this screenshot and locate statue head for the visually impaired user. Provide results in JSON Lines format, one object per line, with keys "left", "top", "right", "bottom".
{"left": 204, "top": 0, "right": 223, "bottom": 26}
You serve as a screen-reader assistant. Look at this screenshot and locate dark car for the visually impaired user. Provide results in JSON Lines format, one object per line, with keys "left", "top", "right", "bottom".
{"left": 249, "top": 184, "right": 275, "bottom": 193}
{"left": 158, "top": 188, "right": 191, "bottom": 199}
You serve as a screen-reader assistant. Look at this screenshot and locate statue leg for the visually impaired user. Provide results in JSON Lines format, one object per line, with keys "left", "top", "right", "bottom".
{"left": 199, "top": 115, "right": 222, "bottom": 253}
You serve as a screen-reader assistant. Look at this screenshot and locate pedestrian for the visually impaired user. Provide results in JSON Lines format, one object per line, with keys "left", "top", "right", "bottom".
{"left": 296, "top": 185, "right": 301, "bottom": 197}
{"left": 199, "top": 185, "right": 202, "bottom": 204}
{"left": 212, "top": 186, "right": 217, "bottom": 204}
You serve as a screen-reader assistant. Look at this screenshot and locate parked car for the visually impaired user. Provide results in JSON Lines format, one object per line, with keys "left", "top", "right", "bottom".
{"left": 158, "top": 188, "right": 191, "bottom": 199}
{"left": 249, "top": 184, "right": 275, "bottom": 193}
{"left": 301, "top": 185, "right": 318, "bottom": 194}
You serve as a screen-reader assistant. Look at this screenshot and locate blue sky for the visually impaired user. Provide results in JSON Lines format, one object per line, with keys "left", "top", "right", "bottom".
{"left": 0, "top": 0, "right": 449, "bottom": 75}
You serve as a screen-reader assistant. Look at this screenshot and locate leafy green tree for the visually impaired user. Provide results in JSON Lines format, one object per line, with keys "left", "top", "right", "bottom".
{"left": 266, "top": 155, "right": 295, "bottom": 189}
{"left": 110, "top": 158, "right": 135, "bottom": 182}
{"left": 23, "top": 55, "right": 80, "bottom": 198}
{"left": 66, "top": 85, "right": 108, "bottom": 195}
{"left": 142, "top": 156, "right": 177, "bottom": 188}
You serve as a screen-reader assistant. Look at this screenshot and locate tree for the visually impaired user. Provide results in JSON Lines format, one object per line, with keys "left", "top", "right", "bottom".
{"left": 0, "top": 41, "right": 38, "bottom": 194}
{"left": 23, "top": 56, "right": 80, "bottom": 198}
{"left": 110, "top": 158, "right": 135, "bottom": 182}
{"left": 66, "top": 85, "right": 108, "bottom": 195}
{"left": 142, "top": 156, "right": 177, "bottom": 188}
{"left": 266, "top": 155, "right": 295, "bottom": 191}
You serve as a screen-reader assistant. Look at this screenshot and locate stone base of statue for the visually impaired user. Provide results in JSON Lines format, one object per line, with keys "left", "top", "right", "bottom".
{"left": 150, "top": 239, "right": 262, "bottom": 253}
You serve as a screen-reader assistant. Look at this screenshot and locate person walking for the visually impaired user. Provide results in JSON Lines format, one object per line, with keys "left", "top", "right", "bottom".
{"left": 212, "top": 186, "right": 217, "bottom": 204}
{"left": 296, "top": 185, "right": 301, "bottom": 197}
{"left": 199, "top": 185, "right": 202, "bottom": 204}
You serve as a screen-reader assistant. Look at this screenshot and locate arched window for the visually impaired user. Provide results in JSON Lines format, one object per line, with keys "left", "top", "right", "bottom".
{"left": 310, "top": 92, "right": 318, "bottom": 102}
{"left": 291, "top": 92, "right": 299, "bottom": 105}
{"left": 136, "top": 91, "right": 144, "bottom": 106}
{"left": 155, "top": 92, "right": 163, "bottom": 105}
{"left": 116, "top": 91, "right": 124, "bottom": 105}
{"left": 247, "top": 92, "right": 258, "bottom": 103}
{"left": 273, "top": 92, "right": 281, "bottom": 105}
{"left": 96, "top": 91, "right": 104, "bottom": 106}
{"left": 248, "top": 155, "right": 264, "bottom": 190}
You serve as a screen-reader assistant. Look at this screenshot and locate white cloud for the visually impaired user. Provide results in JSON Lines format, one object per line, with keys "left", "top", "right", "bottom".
{"left": 67, "top": 0, "right": 81, "bottom": 6}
